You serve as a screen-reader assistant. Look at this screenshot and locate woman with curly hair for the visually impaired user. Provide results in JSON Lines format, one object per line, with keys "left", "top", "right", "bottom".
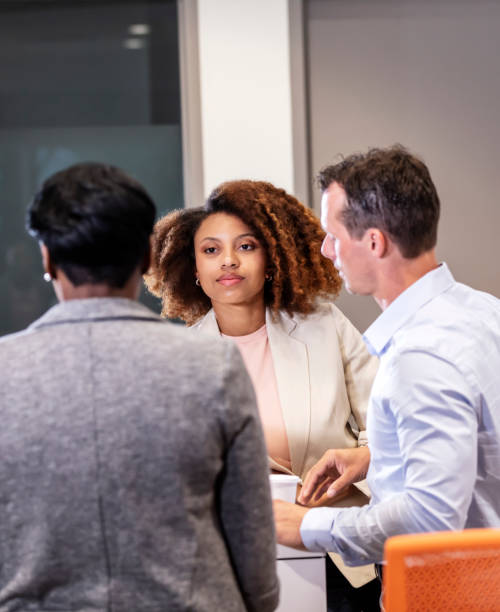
{"left": 145, "top": 179, "right": 377, "bottom": 479}
{"left": 145, "top": 180, "right": 381, "bottom": 609}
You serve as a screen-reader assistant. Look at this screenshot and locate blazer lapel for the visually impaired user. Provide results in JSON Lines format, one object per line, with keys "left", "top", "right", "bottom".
{"left": 194, "top": 309, "right": 221, "bottom": 337}
{"left": 196, "top": 308, "right": 311, "bottom": 476}
{"left": 266, "top": 310, "right": 311, "bottom": 477}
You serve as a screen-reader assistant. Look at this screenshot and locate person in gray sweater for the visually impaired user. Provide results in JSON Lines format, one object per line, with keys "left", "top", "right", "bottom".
{"left": 0, "top": 162, "right": 279, "bottom": 612}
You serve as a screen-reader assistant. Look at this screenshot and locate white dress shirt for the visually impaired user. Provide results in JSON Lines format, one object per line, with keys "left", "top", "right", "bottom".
{"left": 301, "top": 263, "right": 500, "bottom": 565}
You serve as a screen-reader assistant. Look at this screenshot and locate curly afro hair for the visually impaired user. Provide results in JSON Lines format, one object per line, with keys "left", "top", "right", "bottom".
{"left": 144, "top": 180, "right": 342, "bottom": 325}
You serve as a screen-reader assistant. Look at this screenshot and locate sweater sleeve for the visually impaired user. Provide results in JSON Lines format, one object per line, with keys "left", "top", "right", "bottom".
{"left": 217, "top": 343, "right": 280, "bottom": 612}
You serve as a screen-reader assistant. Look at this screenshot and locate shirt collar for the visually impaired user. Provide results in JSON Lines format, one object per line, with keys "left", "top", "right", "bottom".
{"left": 363, "top": 262, "right": 455, "bottom": 356}
{"left": 29, "top": 297, "right": 159, "bottom": 330}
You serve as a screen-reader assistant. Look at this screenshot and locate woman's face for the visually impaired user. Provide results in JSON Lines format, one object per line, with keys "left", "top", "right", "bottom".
{"left": 194, "top": 212, "right": 268, "bottom": 310}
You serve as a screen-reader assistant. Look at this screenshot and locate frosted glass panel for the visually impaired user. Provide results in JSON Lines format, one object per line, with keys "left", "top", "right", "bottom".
{"left": 0, "top": 1, "right": 183, "bottom": 335}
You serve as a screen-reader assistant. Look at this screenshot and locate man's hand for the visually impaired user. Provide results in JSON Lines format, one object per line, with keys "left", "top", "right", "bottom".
{"left": 273, "top": 500, "right": 309, "bottom": 550}
{"left": 298, "top": 447, "right": 371, "bottom": 505}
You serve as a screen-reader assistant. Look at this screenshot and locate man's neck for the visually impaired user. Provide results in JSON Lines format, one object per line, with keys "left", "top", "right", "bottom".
{"left": 373, "top": 249, "right": 439, "bottom": 311}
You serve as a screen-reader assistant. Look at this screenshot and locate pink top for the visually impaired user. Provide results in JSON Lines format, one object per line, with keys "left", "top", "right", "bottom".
{"left": 223, "top": 325, "right": 291, "bottom": 470}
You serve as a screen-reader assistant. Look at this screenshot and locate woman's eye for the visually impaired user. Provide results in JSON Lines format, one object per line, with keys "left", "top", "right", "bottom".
{"left": 203, "top": 246, "right": 217, "bottom": 254}
{"left": 239, "top": 243, "right": 255, "bottom": 251}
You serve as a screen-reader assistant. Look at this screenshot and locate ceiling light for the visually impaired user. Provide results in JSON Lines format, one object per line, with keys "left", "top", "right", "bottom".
{"left": 129, "top": 24, "right": 150, "bottom": 36}
{"left": 123, "top": 38, "right": 145, "bottom": 50}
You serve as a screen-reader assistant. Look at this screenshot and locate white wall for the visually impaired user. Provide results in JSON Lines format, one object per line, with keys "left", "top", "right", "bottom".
{"left": 307, "top": 0, "right": 500, "bottom": 331}
{"left": 178, "top": 0, "right": 310, "bottom": 204}
{"left": 197, "top": 0, "right": 294, "bottom": 195}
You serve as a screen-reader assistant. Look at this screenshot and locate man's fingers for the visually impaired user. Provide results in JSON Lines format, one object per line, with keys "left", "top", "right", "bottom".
{"left": 299, "top": 470, "right": 324, "bottom": 503}
{"left": 312, "top": 479, "right": 334, "bottom": 502}
{"left": 300, "top": 458, "right": 337, "bottom": 502}
{"left": 299, "top": 476, "right": 332, "bottom": 504}
{"left": 326, "top": 472, "right": 352, "bottom": 498}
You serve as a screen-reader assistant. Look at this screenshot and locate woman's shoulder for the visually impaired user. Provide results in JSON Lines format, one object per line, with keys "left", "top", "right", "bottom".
{"left": 190, "top": 309, "right": 219, "bottom": 334}
{"left": 308, "top": 298, "right": 363, "bottom": 334}
{"left": 267, "top": 299, "right": 339, "bottom": 339}
{"left": 282, "top": 298, "right": 345, "bottom": 327}
{"left": 274, "top": 298, "right": 365, "bottom": 347}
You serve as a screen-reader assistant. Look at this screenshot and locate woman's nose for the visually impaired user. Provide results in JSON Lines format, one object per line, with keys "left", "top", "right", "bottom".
{"left": 221, "top": 252, "right": 238, "bottom": 268}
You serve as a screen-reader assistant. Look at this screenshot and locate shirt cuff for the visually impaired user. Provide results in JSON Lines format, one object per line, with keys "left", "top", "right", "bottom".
{"left": 300, "top": 507, "right": 343, "bottom": 552}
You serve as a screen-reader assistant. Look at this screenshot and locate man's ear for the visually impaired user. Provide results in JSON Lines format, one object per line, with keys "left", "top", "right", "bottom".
{"left": 365, "top": 228, "right": 387, "bottom": 258}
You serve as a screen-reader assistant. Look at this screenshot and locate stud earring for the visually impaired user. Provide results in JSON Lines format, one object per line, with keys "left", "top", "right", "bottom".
{"left": 43, "top": 272, "right": 52, "bottom": 282}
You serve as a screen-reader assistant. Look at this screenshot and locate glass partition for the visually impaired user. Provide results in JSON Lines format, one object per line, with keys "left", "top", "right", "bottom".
{"left": 0, "top": 0, "right": 183, "bottom": 334}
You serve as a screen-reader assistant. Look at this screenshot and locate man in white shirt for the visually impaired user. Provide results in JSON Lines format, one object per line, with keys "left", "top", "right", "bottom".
{"left": 273, "top": 145, "right": 500, "bottom": 567}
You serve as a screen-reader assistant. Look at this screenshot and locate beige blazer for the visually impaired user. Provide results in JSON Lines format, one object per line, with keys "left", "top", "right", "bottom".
{"left": 195, "top": 300, "right": 379, "bottom": 586}
{"left": 195, "top": 300, "right": 377, "bottom": 480}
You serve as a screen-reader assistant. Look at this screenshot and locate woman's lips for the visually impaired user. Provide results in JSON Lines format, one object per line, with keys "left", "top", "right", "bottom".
{"left": 217, "top": 274, "right": 244, "bottom": 287}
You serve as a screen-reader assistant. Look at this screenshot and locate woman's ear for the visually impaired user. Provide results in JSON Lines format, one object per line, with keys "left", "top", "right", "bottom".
{"left": 40, "top": 243, "right": 57, "bottom": 279}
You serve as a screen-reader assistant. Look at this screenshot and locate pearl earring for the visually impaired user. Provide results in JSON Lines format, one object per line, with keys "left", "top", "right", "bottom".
{"left": 43, "top": 272, "right": 52, "bottom": 282}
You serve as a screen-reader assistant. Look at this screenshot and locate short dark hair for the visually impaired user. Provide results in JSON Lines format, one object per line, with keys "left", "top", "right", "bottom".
{"left": 27, "top": 162, "right": 156, "bottom": 288}
{"left": 317, "top": 145, "right": 440, "bottom": 258}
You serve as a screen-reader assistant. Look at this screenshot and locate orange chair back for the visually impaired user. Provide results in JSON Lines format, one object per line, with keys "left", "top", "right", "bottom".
{"left": 383, "top": 529, "right": 500, "bottom": 612}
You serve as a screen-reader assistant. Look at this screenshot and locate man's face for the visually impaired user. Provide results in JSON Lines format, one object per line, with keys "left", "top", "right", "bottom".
{"left": 320, "top": 182, "right": 374, "bottom": 295}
